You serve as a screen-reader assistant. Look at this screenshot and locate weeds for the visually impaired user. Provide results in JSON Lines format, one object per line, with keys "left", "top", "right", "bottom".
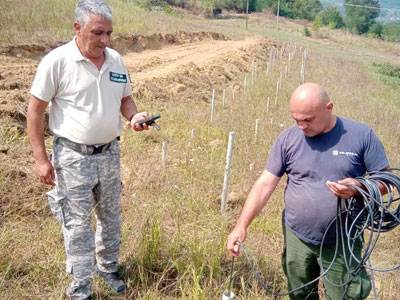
{"left": 1, "top": 4, "right": 400, "bottom": 300}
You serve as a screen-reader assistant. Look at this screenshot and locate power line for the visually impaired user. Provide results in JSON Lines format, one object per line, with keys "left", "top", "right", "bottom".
{"left": 323, "top": 0, "right": 400, "bottom": 12}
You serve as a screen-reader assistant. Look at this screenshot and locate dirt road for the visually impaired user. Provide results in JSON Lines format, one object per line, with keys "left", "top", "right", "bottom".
{"left": 0, "top": 33, "right": 273, "bottom": 215}
{"left": 124, "top": 36, "right": 262, "bottom": 81}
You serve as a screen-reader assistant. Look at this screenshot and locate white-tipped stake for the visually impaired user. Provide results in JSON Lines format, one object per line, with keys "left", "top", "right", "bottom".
{"left": 221, "top": 132, "right": 236, "bottom": 213}
{"left": 222, "top": 88, "right": 226, "bottom": 107}
{"left": 222, "top": 290, "right": 235, "bottom": 300}
{"left": 254, "top": 119, "right": 259, "bottom": 143}
{"left": 162, "top": 141, "right": 168, "bottom": 166}
{"left": 222, "top": 256, "right": 236, "bottom": 299}
{"left": 211, "top": 89, "right": 216, "bottom": 122}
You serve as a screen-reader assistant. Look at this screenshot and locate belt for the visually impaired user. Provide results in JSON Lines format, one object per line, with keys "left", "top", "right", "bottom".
{"left": 56, "top": 137, "right": 115, "bottom": 155}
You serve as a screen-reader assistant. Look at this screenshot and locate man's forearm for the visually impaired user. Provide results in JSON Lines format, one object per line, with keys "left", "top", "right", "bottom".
{"left": 121, "top": 96, "right": 138, "bottom": 120}
{"left": 27, "top": 97, "right": 49, "bottom": 164}
{"left": 235, "top": 171, "right": 280, "bottom": 230}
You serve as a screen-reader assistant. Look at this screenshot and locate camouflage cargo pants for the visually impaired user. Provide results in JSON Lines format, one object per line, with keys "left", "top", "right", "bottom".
{"left": 47, "top": 137, "right": 122, "bottom": 299}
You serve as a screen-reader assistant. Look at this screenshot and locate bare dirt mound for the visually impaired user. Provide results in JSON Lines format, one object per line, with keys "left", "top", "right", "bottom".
{"left": 0, "top": 32, "right": 280, "bottom": 221}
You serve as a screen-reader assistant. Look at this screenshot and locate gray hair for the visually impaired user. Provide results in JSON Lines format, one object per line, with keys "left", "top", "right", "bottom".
{"left": 75, "top": 0, "right": 113, "bottom": 27}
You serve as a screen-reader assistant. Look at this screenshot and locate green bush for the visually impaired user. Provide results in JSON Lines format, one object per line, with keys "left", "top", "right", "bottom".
{"left": 319, "top": 6, "right": 344, "bottom": 29}
{"left": 345, "top": 0, "right": 380, "bottom": 34}
{"left": 382, "top": 23, "right": 400, "bottom": 42}
{"left": 303, "top": 25, "right": 311, "bottom": 36}
{"left": 368, "top": 22, "right": 383, "bottom": 38}
{"left": 312, "top": 16, "right": 323, "bottom": 33}
{"left": 292, "top": 0, "right": 322, "bottom": 21}
{"left": 373, "top": 62, "right": 400, "bottom": 79}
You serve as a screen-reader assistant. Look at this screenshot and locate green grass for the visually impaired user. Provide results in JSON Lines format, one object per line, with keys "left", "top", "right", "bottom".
{"left": 2, "top": 3, "right": 400, "bottom": 300}
{"left": 0, "top": 0, "right": 244, "bottom": 45}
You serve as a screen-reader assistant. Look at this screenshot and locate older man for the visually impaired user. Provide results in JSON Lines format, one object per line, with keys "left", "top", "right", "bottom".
{"left": 27, "top": 1, "right": 148, "bottom": 299}
{"left": 227, "top": 83, "right": 389, "bottom": 300}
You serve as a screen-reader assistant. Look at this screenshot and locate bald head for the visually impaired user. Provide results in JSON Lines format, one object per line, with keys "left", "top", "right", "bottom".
{"left": 290, "top": 83, "right": 330, "bottom": 110}
{"left": 289, "top": 83, "right": 336, "bottom": 137}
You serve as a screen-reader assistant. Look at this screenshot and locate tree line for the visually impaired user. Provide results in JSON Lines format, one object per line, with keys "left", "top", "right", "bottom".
{"left": 128, "top": 0, "right": 400, "bottom": 41}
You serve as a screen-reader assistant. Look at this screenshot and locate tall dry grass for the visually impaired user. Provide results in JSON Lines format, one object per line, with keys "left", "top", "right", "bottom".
{"left": 0, "top": 0, "right": 244, "bottom": 46}
{"left": 2, "top": 4, "right": 400, "bottom": 300}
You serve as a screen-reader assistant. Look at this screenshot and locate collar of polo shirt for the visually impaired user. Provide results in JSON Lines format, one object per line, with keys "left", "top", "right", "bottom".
{"left": 71, "top": 36, "right": 113, "bottom": 64}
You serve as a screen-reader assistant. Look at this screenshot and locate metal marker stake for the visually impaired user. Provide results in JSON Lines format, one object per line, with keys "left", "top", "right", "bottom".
{"left": 162, "top": 141, "right": 168, "bottom": 166}
{"left": 221, "top": 132, "right": 236, "bottom": 213}
{"left": 211, "top": 89, "right": 216, "bottom": 122}
{"left": 222, "top": 256, "right": 235, "bottom": 300}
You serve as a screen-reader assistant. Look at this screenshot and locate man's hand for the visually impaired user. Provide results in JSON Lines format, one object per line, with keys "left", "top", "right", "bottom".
{"left": 227, "top": 226, "right": 247, "bottom": 257}
{"left": 35, "top": 159, "right": 55, "bottom": 186}
{"left": 326, "top": 178, "right": 361, "bottom": 199}
{"left": 130, "top": 112, "right": 149, "bottom": 131}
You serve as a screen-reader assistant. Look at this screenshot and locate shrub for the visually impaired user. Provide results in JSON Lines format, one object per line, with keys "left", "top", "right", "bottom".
{"left": 303, "top": 25, "right": 311, "bottom": 36}
{"left": 319, "top": 6, "right": 344, "bottom": 29}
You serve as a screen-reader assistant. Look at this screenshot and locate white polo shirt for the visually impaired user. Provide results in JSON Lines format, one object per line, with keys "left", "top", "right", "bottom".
{"left": 30, "top": 37, "right": 132, "bottom": 145}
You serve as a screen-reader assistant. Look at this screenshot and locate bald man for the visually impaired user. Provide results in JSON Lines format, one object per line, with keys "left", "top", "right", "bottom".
{"left": 227, "top": 83, "right": 389, "bottom": 300}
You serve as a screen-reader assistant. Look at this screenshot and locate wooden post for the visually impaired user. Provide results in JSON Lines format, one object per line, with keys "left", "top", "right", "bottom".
{"left": 251, "top": 59, "right": 255, "bottom": 86}
{"left": 267, "top": 96, "right": 270, "bottom": 112}
{"left": 254, "top": 60, "right": 258, "bottom": 82}
{"left": 191, "top": 129, "right": 196, "bottom": 139}
{"left": 301, "top": 49, "right": 306, "bottom": 84}
{"left": 276, "top": 0, "right": 280, "bottom": 28}
{"left": 255, "top": 119, "right": 259, "bottom": 143}
{"left": 249, "top": 162, "right": 255, "bottom": 171}
{"left": 222, "top": 88, "right": 226, "bottom": 107}
{"left": 210, "top": 89, "right": 216, "bottom": 122}
{"left": 221, "top": 132, "right": 236, "bottom": 213}
{"left": 162, "top": 141, "right": 168, "bottom": 166}
{"left": 246, "top": 0, "right": 249, "bottom": 30}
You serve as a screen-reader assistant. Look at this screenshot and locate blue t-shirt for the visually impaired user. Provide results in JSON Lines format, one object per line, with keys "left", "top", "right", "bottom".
{"left": 266, "top": 117, "right": 389, "bottom": 245}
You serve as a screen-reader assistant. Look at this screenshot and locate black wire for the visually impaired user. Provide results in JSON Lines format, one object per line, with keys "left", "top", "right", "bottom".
{"left": 238, "top": 168, "right": 400, "bottom": 299}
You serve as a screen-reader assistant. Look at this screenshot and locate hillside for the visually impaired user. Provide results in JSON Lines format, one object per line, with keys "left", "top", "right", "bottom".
{"left": 1, "top": 2, "right": 400, "bottom": 300}
{"left": 321, "top": 0, "right": 400, "bottom": 23}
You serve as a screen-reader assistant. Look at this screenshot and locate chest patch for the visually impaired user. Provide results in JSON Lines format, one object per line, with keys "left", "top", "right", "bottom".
{"left": 109, "top": 72, "right": 127, "bottom": 83}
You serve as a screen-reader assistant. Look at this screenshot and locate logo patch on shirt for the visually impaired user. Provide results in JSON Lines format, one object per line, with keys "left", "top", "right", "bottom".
{"left": 332, "top": 149, "right": 358, "bottom": 157}
{"left": 110, "top": 72, "right": 127, "bottom": 83}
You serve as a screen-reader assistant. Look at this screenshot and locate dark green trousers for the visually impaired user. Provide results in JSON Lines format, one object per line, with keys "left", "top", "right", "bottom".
{"left": 281, "top": 225, "right": 371, "bottom": 300}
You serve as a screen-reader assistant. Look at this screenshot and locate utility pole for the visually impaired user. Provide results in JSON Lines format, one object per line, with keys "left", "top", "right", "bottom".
{"left": 246, "top": 0, "right": 249, "bottom": 30}
{"left": 276, "top": 0, "right": 280, "bottom": 28}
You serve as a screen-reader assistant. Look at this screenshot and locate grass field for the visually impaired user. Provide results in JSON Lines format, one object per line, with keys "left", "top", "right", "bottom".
{"left": 1, "top": 1, "right": 400, "bottom": 299}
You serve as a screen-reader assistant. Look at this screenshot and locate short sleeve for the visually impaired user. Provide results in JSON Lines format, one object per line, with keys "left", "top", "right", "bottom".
{"left": 122, "top": 73, "right": 132, "bottom": 98}
{"left": 363, "top": 129, "right": 389, "bottom": 172}
{"left": 265, "top": 133, "right": 287, "bottom": 177}
{"left": 121, "top": 59, "right": 132, "bottom": 98}
{"left": 30, "top": 54, "right": 58, "bottom": 102}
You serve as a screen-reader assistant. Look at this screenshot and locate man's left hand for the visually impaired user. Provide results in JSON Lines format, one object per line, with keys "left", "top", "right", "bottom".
{"left": 326, "top": 178, "right": 361, "bottom": 199}
{"left": 130, "top": 112, "right": 149, "bottom": 131}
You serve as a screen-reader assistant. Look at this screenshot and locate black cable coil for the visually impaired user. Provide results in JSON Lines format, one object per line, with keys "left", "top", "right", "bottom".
{"left": 239, "top": 168, "right": 400, "bottom": 299}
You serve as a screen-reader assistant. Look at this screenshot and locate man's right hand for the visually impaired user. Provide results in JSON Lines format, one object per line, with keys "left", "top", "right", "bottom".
{"left": 35, "top": 159, "right": 55, "bottom": 186}
{"left": 227, "top": 226, "right": 247, "bottom": 257}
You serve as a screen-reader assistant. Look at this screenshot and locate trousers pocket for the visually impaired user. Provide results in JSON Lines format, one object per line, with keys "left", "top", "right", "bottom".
{"left": 47, "top": 189, "right": 65, "bottom": 224}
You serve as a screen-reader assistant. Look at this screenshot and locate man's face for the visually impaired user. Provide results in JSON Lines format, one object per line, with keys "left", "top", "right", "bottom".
{"left": 74, "top": 14, "right": 113, "bottom": 59}
{"left": 290, "top": 101, "right": 333, "bottom": 137}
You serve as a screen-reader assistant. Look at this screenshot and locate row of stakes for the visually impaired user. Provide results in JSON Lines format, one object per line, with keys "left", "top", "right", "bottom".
{"left": 153, "top": 44, "right": 309, "bottom": 300}
{"left": 160, "top": 44, "right": 308, "bottom": 217}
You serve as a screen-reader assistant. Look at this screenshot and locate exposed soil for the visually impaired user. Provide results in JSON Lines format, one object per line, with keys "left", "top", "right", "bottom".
{"left": 0, "top": 31, "right": 280, "bottom": 220}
